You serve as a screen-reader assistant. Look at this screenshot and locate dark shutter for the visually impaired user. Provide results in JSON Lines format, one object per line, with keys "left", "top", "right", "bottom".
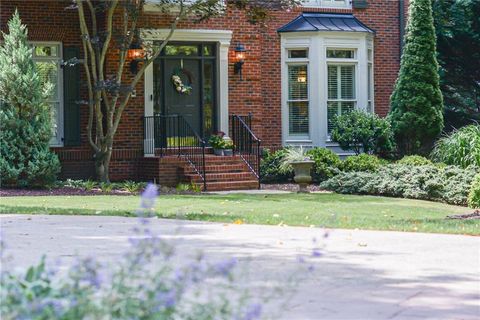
{"left": 352, "top": 0, "right": 368, "bottom": 9}
{"left": 63, "top": 46, "right": 81, "bottom": 146}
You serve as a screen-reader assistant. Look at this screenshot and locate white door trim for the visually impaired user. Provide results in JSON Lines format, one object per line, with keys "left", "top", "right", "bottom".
{"left": 141, "top": 29, "right": 232, "bottom": 156}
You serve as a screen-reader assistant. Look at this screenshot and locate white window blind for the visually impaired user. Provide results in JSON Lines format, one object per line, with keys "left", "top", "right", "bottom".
{"left": 327, "top": 65, "right": 356, "bottom": 133}
{"left": 288, "top": 64, "right": 309, "bottom": 135}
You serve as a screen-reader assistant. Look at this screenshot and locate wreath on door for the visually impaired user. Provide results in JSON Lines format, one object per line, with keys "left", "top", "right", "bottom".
{"left": 171, "top": 68, "right": 193, "bottom": 95}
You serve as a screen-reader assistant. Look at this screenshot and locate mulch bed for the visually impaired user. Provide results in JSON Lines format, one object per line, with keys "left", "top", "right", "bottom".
{"left": 446, "top": 210, "right": 480, "bottom": 220}
{"left": 0, "top": 186, "right": 201, "bottom": 197}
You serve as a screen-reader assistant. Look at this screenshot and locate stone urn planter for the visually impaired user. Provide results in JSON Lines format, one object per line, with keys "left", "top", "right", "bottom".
{"left": 223, "top": 149, "right": 233, "bottom": 156}
{"left": 291, "top": 160, "right": 314, "bottom": 193}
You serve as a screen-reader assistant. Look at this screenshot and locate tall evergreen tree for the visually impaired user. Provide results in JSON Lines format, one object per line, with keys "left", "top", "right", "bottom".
{"left": 0, "top": 11, "right": 60, "bottom": 187}
{"left": 389, "top": 0, "right": 444, "bottom": 155}
{"left": 433, "top": 0, "right": 480, "bottom": 130}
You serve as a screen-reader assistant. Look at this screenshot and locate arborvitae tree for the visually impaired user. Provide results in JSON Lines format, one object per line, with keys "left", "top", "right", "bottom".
{"left": 389, "top": 0, "right": 444, "bottom": 155}
{"left": 0, "top": 11, "right": 60, "bottom": 187}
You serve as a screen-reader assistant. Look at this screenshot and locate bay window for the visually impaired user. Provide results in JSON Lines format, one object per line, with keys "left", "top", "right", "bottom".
{"left": 32, "top": 43, "right": 63, "bottom": 146}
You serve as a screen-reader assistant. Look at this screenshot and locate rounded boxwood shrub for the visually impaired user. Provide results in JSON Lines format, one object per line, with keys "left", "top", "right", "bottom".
{"left": 468, "top": 174, "right": 480, "bottom": 209}
{"left": 341, "top": 154, "right": 385, "bottom": 172}
{"left": 331, "top": 110, "right": 395, "bottom": 156}
{"left": 397, "top": 155, "right": 433, "bottom": 166}
{"left": 306, "top": 147, "right": 342, "bottom": 182}
{"left": 260, "top": 149, "right": 294, "bottom": 183}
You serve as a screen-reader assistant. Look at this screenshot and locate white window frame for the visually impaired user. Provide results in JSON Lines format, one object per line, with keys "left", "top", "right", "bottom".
{"left": 286, "top": 49, "right": 310, "bottom": 138}
{"left": 367, "top": 47, "right": 374, "bottom": 113}
{"left": 303, "top": 0, "right": 352, "bottom": 9}
{"left": 31, "top": 41, "right": 64, "bottom": 147}
{"left": 282, "top": 45, "right": 312, "bottom": 143}
{"left": 326, "top": 48, "right": 358, "bottom": 135}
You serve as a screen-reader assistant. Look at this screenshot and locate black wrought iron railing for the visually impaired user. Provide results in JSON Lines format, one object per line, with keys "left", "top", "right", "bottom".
{"left": 231, "top": 113, "right": 261, "bottom": 188}
{"left": 144, "top": 114, "right": 206, "bottom": 190}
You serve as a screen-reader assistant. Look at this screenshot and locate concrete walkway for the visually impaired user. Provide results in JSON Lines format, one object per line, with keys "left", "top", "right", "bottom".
{"left": 1, "top": 214, "right": 479, "bottom": 320}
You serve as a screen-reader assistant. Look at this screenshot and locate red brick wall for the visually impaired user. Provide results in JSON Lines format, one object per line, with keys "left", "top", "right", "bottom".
{"left": 1, "top": 0, "right": 408, "bottom": 181}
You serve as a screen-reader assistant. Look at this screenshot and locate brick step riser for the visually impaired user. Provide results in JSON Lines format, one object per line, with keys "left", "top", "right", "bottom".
{"left": 201, "top": 182, "right": 260, "bottom": 191}
{"left": 183, "top": 165, "right": 250, "bottom": 174}
{"left": 187, "top": 174, "right": 256, "bottom": 183}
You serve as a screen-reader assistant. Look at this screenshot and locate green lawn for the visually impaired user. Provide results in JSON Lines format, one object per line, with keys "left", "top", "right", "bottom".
{"left": 0, "top": 193, "right": 477, "bottom": 235}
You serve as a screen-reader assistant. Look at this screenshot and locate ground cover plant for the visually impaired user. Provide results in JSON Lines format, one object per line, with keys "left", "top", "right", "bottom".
{"left": 0, "top": 185, "right": 316, "bottom": 319}
{"left": 321, "top": 164, "right": 478, "bottom": 207}
{"left": 0, "top": 193, "right": 476, "bottom": 235}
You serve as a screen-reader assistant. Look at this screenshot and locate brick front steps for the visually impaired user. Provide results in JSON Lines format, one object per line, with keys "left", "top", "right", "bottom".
{"left": 139, "top": 154, "right": 259, "bottom": 191}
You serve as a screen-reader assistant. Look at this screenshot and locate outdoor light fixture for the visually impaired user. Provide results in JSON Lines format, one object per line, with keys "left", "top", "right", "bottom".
{"left": 128, "top": 33, "right": 144, "bottom": 74}
{"left": 234, "top": 43, "right": 246, "bottom": 80}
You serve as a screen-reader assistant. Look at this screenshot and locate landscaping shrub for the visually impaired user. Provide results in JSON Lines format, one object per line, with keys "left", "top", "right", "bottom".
{"left": 431, "top": 124, "right": 480, "bottom": 168}
{"left": 389, "top": 0, "right": 444, "bottom": 155}
{"left": 330, "top": 110, "right": 394, "bottom": 156}
{"left": 341, "top": 154, "right": 385, "bottom": 172}
{"left": 468, "top": 174, "right": 480, "bottom": 209}
{"left": 260, "top": 149, "right": 294, "bottom": 183}
{"left": 306, "top": 148, "right": 342, "bottom": 182}
{"left": 0, "top": 12, "right": 60, "bottom": 187}
{"left": 397, "top": 155, "right": 433, "bottom": 166}
{"left": 321, "top": 164, "right": 477, "bottom": 206}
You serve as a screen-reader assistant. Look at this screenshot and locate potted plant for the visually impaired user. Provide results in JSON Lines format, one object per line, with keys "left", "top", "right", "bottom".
{"left": 223, "top": 138, "right": 234, "bottom": 156}
{"left": 209, "top": 132, "right": 226, "bottom": 156}
{"left": 280, "top": 146, "right": 314, "bottom": 193}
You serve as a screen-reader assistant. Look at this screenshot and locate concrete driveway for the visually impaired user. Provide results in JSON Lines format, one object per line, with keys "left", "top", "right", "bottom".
{"left": 1, "top": 214, "right": 479, "bottom": 320}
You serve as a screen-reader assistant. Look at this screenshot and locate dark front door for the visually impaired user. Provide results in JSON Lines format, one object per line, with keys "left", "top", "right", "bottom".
{"left": 163, "top": 59, "right": 201, "bottom": 134}
{"left": 153, "top": 43, "right": 217, "bottom": 143}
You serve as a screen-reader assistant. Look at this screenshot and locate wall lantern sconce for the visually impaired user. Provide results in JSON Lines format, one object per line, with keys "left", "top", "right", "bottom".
{"left": 234, "top": 43, "right": 246, "bottom": 80}
{"left": 128, "top": 34, "right": 145, "bottom": 74}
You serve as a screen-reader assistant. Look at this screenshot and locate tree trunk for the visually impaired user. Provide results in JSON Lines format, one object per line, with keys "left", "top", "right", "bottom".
{"left": 95, "top": 147, "right": 112, "bottom": 183}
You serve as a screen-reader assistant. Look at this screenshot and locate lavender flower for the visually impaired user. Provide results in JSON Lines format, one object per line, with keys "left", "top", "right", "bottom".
{"left": 137, "top": 183, "right": 158, "bottom": 218}
{"left": 242, "top": 303, "right": 262, "bottom": 320}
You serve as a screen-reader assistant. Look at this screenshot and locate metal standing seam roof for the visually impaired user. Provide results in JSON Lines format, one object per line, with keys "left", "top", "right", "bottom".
{"left": 278, "top": 13, "right": 375, "bottom": 34}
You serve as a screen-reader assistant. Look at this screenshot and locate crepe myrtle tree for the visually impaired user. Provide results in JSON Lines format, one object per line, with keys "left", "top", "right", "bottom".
{"left": 67, "top": 0, "right": 301, "bottom": 182}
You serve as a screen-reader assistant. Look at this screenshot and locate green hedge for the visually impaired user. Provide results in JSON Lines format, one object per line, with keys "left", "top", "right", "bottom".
{"left": 397, "top": 155, "right": 433, "bottom": 166}
{"left": 306, "top": 148, "right": 342, "bottom": 181}
{"left": 321, "top": 164, "right": 477, "bottom": 206}
{"left": 468, "top": 174, "right": 480, "bottom": 209}
{"left": 260, "top": 149, "right": 294, "bottom": 183}
{"left": 341, "top": 154, "right": 385, "bottom": 172}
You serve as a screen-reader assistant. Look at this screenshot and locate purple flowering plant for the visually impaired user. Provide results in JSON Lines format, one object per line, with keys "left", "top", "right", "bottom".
{"left": 0, "top": 184, "right": 322, "bottom": 319}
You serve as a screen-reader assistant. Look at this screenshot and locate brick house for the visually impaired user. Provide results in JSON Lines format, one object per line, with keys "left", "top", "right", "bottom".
{"left": 1, "top": 0, "right": 408, "bottom": 190}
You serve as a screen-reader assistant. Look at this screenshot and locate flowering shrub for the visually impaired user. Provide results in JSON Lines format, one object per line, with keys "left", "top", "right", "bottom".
{"left": 1, "top": 184, "right": 317, "bottom": 319}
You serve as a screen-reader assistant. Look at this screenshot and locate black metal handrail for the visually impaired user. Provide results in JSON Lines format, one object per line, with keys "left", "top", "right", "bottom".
{"left": 144, "top": 114, "right": 207, "bottom": 190}
{"left": 231, "top": 113, "right": 261, "bottom": 189}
